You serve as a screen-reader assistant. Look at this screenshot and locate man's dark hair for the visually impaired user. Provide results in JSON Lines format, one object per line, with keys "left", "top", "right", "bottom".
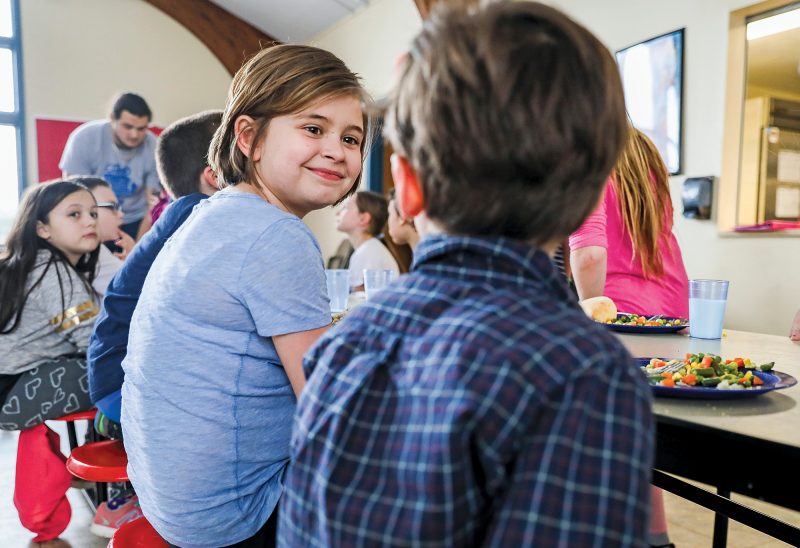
{"left": 355, "top": 191, "right": 389, "bottom": 237}
{"left": 111, "top": 92, "right": 152, "bottom": 120}
{"left": 384, "top": 2, "right": 628, "bottom": 244}
{"left": 156, "top": 110, "right": 222, "bottom": 198}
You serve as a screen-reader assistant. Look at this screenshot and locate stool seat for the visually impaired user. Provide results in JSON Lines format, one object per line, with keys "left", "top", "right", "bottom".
{"left": 109, "top": 516, "right": 168, "bottom": 548}
{"left": 52, "top": 408, "right": 98, "bottom": 422}
{"left": 66, "top": 440, "right": 128, "bottom": 482}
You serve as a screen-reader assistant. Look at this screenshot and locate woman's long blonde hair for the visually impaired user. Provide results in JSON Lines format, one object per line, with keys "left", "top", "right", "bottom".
{"left": 612, "top": 126, "right": 673, "bottom": 278}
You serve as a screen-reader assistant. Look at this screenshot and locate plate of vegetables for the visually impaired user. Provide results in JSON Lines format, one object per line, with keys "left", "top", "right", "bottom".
{"left": 639, "top": 353, "right": 797, "bottom": 399}
{"left": 603, "top": 313, "right": 688, "bottom": 334}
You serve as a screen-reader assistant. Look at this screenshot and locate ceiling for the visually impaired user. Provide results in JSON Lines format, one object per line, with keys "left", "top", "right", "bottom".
{"left": 210, "top": 0, "right": 371, "bottom": 43}
{"left": 747, "top": 27, "right": 800, "bottom": 96}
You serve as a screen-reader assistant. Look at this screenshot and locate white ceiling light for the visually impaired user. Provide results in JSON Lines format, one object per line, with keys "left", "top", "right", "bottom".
{"left": 747, "top": 8, "right": 800, "bottom": 40}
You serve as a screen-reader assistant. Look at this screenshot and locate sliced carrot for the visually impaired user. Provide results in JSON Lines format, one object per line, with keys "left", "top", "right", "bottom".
{"left": 701, "top": 356, "right": 713, "bottom": 367}
{"left": 681, "top": 374, "right": 697, "bottom": 386}
{"left": 753, "top": 376, "right": 764, "bottom": 386}
{"left": 661, "top": 378, "right": 676, "bottom": 387}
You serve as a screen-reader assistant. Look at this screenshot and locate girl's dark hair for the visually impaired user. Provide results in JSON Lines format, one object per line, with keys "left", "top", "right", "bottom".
{"left": 0, "top": 180, "right": 100, "bottom": 333}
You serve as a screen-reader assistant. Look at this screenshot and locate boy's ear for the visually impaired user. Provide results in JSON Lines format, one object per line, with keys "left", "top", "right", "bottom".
{"left": 35, "top": 221, "right": 50, "bottom": 240}
{"left": 391, "top": 153, "right": 424, "bottom": 218}
{"left": 234, "top": 115, "right": 258, "bottom": 161}
{"left": 202, "top": 166, "right": 220, "bottom": 191}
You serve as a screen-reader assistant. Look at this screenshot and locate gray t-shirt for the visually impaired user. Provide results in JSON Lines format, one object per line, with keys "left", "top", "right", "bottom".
{"left": 0, "top": 250, "right": 99, "bottom": 375}
{"left": 59, "top": 119, "right": 161, "bottom": 223}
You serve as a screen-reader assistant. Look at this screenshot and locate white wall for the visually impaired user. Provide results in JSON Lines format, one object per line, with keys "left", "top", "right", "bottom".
{"left": 20, "top": 0, "right": 231, "bottom": 183}
{"left": 303, "top": 0, "right": 422, "bottom": 262}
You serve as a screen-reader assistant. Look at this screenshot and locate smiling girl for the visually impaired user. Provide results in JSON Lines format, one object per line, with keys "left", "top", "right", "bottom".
{"left": 0, "top": 180, "right": 101, "bottom": 542}
{"left": 121, "top": 45, "right": 371, "bottom": 547}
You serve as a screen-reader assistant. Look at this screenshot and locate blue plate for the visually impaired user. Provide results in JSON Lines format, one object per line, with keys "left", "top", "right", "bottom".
{"left": 637, "top": 358, "right": 798, "bottom": 399}
{"left": 604, "top": 314, "right": 688, "bottom": 334}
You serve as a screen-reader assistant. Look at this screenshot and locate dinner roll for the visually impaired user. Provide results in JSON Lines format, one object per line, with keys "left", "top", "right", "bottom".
{"left": 579, "top": 296, "right": 617, "bottom": 322}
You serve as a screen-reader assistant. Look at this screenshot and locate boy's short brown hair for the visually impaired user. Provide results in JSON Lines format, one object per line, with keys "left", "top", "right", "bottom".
{"left": 384, "top": 2, "right": 627, "bottom": 244}
{"left": 354, "top": 191, "right": 389, "bottom": 237}
{"left": 157, "top": 110, "right": 222, "bottom": 199}
{"left": 209, "top": 44, "right": 371, "bottom": 202}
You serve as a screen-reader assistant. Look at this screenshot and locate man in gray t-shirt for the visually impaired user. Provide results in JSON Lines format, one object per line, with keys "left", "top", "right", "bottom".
{"left": 60, "top": 92, "right": 161, "bottom": 238}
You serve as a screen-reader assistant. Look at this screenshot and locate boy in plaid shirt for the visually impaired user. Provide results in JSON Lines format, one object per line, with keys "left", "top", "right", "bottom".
{"left": 280, "top": 2, "right": 653, "bottom": 546}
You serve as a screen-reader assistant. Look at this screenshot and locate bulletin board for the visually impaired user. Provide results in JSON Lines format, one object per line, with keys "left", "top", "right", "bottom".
{"left": 35, "top": 118, "right": 162, "bottom": 182}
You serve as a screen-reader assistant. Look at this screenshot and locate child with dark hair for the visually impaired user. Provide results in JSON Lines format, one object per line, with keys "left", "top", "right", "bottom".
{"left": 83, "top": 110, "right": 222, "bottom": 538}
{"left": 336, "top": 190, "right": 399, "bottom": 289}
{"left": 67, "top": 177, "right": 135, "bottom": 296}
{"left": 0, "top": 180, "right": 100, "bottom": 543}
{"left": 280, "top": 3, "right": 653, "bottom": 546}
{"left": 88, "top": 110, "right": 221, "bottom": 440}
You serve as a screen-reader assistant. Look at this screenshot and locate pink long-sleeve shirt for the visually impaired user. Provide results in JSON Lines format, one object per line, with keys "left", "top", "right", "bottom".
{"left": 569, "top": 180, "right": 689, "bottom": 318}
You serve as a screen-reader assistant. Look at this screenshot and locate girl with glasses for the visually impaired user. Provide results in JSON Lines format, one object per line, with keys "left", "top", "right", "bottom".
{"left": 70, "top": 177, "right": 135, "bottom": 296}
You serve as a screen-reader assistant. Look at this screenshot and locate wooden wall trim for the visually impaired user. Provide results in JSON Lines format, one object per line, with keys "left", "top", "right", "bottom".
{"left": 144, "top": 0, "right": 279, "bottom": 76}
{"left": 415, "top": 0, "right": 480, "bottom": 19}
{"left": 413, "top": 0, "right": 437, "bottom": 20}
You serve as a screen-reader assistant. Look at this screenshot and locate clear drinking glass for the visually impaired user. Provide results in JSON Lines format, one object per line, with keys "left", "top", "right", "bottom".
{"left": 688, "top": 279, "right": 730, "bottom": 339}
{"left": 325, "top": 269, "right": 349, "bottom": 313}
{"left": 363, "top": 269, "right": 394, "bottom": 301}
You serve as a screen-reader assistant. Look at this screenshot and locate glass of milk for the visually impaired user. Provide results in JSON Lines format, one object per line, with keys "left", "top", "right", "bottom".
{"left": 688, "top": 280, "right": 730, "bottom": 339}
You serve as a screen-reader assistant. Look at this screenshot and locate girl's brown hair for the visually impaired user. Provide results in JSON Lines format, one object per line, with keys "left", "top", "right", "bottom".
{"left": 209, "top": 44, "right": 371, "bottom": 200}
{"left": 612, "top": 126, "right": 673, "bottom": 278}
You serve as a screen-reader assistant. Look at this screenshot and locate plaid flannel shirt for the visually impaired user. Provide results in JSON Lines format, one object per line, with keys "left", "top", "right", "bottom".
{"left": 279, "top": 235, "right": 653, "bottom": 547}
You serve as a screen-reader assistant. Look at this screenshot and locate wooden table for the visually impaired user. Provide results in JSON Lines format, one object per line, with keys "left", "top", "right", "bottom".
{"left": 615, "top": 329, "right": 800, "bottom": 547}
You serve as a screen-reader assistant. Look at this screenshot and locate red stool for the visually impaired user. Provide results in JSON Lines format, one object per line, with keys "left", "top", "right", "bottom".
{"left": 66, "top": 439, "right": 128, "bottom": 505}
{"left": 51, "top": 408, "right": 98, "bottom": 450}
{"left": 108, "top": 516, "right": 168, "bottom": 548}
{"left": 66, "top": 439, "right": 128, "bottom": 482}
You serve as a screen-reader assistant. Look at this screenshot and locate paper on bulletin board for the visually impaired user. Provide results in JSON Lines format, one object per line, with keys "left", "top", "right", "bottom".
{"left": 777, "top": 150, "right": 800, "bottom": 183}
{"left": 775, "top": 185, "right": 800, "bottom": 218}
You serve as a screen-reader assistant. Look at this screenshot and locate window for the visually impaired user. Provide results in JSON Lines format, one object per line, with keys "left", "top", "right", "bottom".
{"left": 0, "top": 0, "right": 24, "bottom": 241}
{"left": 720, "top": 0, "right": 800, "bottom": 231}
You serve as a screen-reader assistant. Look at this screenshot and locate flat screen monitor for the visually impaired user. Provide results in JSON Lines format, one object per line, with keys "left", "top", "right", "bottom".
{"left": 616, "top": 28, "right": 684, "bottom": 175}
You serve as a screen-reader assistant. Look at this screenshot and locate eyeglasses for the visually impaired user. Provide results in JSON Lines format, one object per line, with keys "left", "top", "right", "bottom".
{"left": 95, "top": 201, "right": 121, "bottom": 212}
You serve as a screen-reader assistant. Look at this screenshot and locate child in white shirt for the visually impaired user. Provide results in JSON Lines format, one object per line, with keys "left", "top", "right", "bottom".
{"left": 336, "top": 191, "right": 400, "bottom": 289}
